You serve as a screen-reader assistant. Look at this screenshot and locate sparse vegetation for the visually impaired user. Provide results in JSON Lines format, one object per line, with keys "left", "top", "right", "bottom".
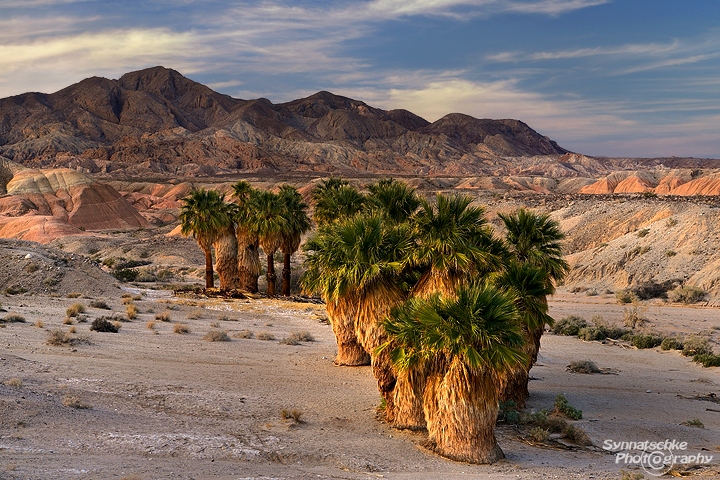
{"left": 280, "top": 408, "right": 303, "bottom": 423}
{"left": 665, "top": 250, "right": 676, "bottom": 257}
{"left": 61, "top": 395, "right": 91, "bottom": 409}
{"left": 681, "top": 419, "right": 704, "bottom": 428}
{"left": 173, "top": 323, "right": 190, "bottom": 334}
{"left": 528, "top": 426, "right": 550, "bottom": 442}
{"left": 668, "top": 285, "right": 706, "bottom": 304}
{"left": 552, "top": 315, "right": 587, "bottom": 336}
{"left": 126, "top": 303, "right": 138, "bottom": 320}
{"left": 187, "top": 308, "right": 204, "bottom": 320}
{"left": 563, "top": 424, "right": 592, "bottom": 445}
{"left": 660, "top": 337, "right": 683, "bottom": 351}
{"left": 90, "top": 316, "right": 119, "bottom": 333}
{"left": 279, "top": 331, "right": 315, "bottom": 345}
{"left": 234, "top": 329, "right": 254, "bottom": 339}
{"left": 693, "top": 353, "right": 720, "bottom": 368}
{"left": 89, "top": 300, "right": 111, "bottom": 310}
{"left": 615, "top": 289, "right": 637, "bottom": 304}
{"left": 630, "top": 333, "right": 664, "bottom": 349}
{"left": 203, "top": 329, "right": 230, "bottom": 342}
{"left": 146, "top": 320, "right": 156, "bottom": 330}
{"left": 155, "top": 311, "right": 171, "bottom": 322}
{"left": 62, "top": 316, "right": 73, "bottom": 325}
{"left": 682, "top": 336, "right": 712, "bottom": 357}
{"left": 4, "top": 378, "right": 23, "bottom": 387}
{"left": 256, "top": 331, "right": 275, "bottom": 341}
{"left": 636, "top": 228, "right": 650, "bottom": 237}
{"left": 66, "top": 292, "right": 82, "bottom": 298}
{"left": 665, "top": 217, "right": 678, "bottom": 227}
{"left": 578, "top": 322, "right": 631, "bottom": 342}
{"left": 553, "top": 394, "right": 582, "bottom": 420}
{"left": 46, "top": 328, "right": 89, "bottom": 346}
{"left": 34, "top": 320, "right": 44, "bottom": 328}
{"left": 567, "top": 360, "right": 601, "bottom": 374}
{"left": 66, "top": 302, "right": 86, "bottom": 317}
{"left": 623, "top": 302, "right": 647, "bottom": 328}
{"left": 1, "top": 313, "right": 26, "bottom": 323}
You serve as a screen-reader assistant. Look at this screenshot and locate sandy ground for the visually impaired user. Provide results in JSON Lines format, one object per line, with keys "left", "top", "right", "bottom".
{"left": 1, "top": 286, "right": 719, "bottom": 480}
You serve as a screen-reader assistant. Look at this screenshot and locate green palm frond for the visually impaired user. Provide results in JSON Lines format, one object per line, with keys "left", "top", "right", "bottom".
{"left": 311, "top": 178, "right": 365, "bottom": 226}
{"left": 179, "top": 188, "right": 232, "bottom": 243}
{"left": 493, "top": 261, "right": 554, "bottom": 330}
{"left": 365, "top": 178, "right": 420, "bottom": 224}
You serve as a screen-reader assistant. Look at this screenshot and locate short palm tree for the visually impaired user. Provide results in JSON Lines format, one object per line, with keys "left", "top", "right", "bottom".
{"left": 493, "top": 261, "right": 553, "bottom": 407}
{"left": 302, "top": 214, "right": 414, "bottom": 419}
{"left": 311, "top": 177, "right": 365, "bottom": 226}
{"left": 277, "top": 185, "right": 311, "bottom": 296}
{"left": 365, "top": 178, "right": 420, "bottom": 224}
{"left": 382, "top": 282, "right": 525, "bottom": 464}
{"left": 252, "top": 189, "right": 286, "bottom": 296}
{"left": 179, "top": 188, "right": 232, "bottom": 289}
{"left": 498, "top": 208, "right": 568, "bottom": 405}
{"left": 232, "top": 181, "right": 261, "bottom": 293}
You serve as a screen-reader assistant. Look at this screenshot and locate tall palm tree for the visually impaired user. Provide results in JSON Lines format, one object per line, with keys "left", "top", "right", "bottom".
{"left": 252, "top": 190, "right": 286, "bottom": 296}
{"left": 311, "top": 177, "right": 365, "bottom": 227}
{"left": 277, "top": 185, "right": 311, "bottom": 296}
{"left": 389, "top": 193, "right": 502, "bottom": 430}
{"left": 493, "top": 261, "right": 554, "bottom": 407}
{"left": 232, "top": 181, "right": 261, "bottom": 293}
{"left": 498, "top": 208, "right": 568, "bottom": 405}
{"left": 302, "top": 215, "right": 414, "bottom": 418}
{"left": 365, "top": 178, "right": 420, "bottom": 224}
{"left": 383, "top": 282, "right": 525, "bottom": 464}
{"left": 179, "top": 188, "right": 231, "bottom": 289}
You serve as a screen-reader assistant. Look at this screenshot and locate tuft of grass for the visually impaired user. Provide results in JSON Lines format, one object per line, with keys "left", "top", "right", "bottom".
{"left": 256, "top": 331, "right": 275, "bottom": 341}
{"left": 66, "top": 303, "right": 86, "bottom": 317}
{"left": 203, "top": 329, "right": 230, "bottom": 342}
{"left": 665, "top": 250, "right": 677, "bottom": 257}
{"left": 46, "top": 328, "right": 89, "bottom": 346}
{"left": 280, "top": 331, "right": 315, "bottom": 345}
{"left": 155, "top": 311, "right": 172, "bottom": 322}
{"left": 209, "top": 321, "right": 220, "bottom": 328}
{"left": 636, "top": 228, "right": 650, "bottom": 238}
{"left": 567, "top": 360, "right": 601, "bottom": 374}
{"left": 173, "top": 323, "right": 190, "bottom": 334}
{"left": 187, "top": 308, "right": 204, "bottom": 320}
{"left": 280, "top": 408, "right": 303, "bottom": 423}
{"left": 61, "top": 395, "right": 91, "bottom": 409}
{"left": 564, "top": 424, "right": 592, "bottom": 446}
{"left": 234, "top": 329, "right": 254, "bottom": 339}
{"left": 1, "top": 314, "right": 26, "bottom": 323}
{"left": 62, "top": 317, "right": 74, "bottom": 325}
{"left": 34, "top": 320, "right": 44, "bottom": 329}
{"left": 66, "top": 292, "right": 82, "bottom": 298}
{"left": 619, "top": 470, "right": 645, "bottom": 480}
{"left": 681, "top": 419, "right": 704, "bottom": 428}
{"left": 631, "top": 333, "right": 664, "bottom": 349}
{"left": 89, "top": 300, "right": 111, "bottom": 310}
{"left": 615, "top": 290, "right": 637, "bottom": 304}
{"left": 553, "top": 394, "right": 582, "bottom": 420}
{"left": 528, "top": 426, "right": 550, "bottom": 442}
{"left": 4, "top": 378, "right": 23, "bottom": 387}
{"left": 146, "top": 320, "right": 156, "bottom": 330}
{"left": 90, "top": 316, "right": 119, "bottom": 333}
{"left": 622, "top": 303, "right": 648, "bottom": 329}
{"left": 126, "top": 303, "right": 138, "bottom": 320}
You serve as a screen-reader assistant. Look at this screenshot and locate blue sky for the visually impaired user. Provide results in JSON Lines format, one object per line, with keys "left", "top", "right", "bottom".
{"left": 1, "top": 0, "right": 718, "bottom": 158}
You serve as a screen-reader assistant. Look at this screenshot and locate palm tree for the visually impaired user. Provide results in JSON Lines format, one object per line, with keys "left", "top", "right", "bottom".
{"left": 277, "top": 185, "right": 311, "bottom": 296}
{"left": 179, "top": 188, "right": 231, "bottom": 289}
{"left": 311, "top": 177, "right": 365, "bottom": 227}
{"left": 389, "top": 193, "right": 503, "bottom": 430}
{"left": 493, "top": 261, "right": 554, "bottom": 407}
{"left": 365, "top": 178, "right": 420, "bottom": 224}
{"left": 252, "top": 190, "right": 286, "bottom": 296}
{"left": 232, "top": 181, "right": 261, "bottom": 293}
{"left": 302, "top": 215, "right": 414, "bottom": 418}
{"left": 382, "top": 282, "right": 525, "bottom": 464}
{"left": 498, "top": 208, "right": 568, "bottom": 405}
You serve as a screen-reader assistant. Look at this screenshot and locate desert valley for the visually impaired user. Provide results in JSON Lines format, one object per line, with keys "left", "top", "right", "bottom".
{"left": 1, "top": 67, "right": 719, "bottom": 480}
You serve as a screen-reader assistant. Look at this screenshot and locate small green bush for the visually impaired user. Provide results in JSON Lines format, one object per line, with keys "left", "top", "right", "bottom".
{"left": 668, "top": 285, "right": 706, "bottom": 304}
{"left": 567, "top": 360, "right": 601, "bottom": 374}
{"left": 114, "top": 268, "right": 139, "bottom": 282}
{"left": 615, "top": 290, "right": 637, "bottom": 304}
{"left": 682, "top": 336, "right": 712, "bottom": 357}
{"left": 553, "top": 394, "right": 582, "bottom": 420}
{"left": 89, "top": 300, "right": 111, "bottom": 310}
{"left": 693, "top": 353, "right": 720, "bottom": 368}
{"left": 631, "top": 334, "right": 664, "bottom": 349}
{"left": 529, "top": 426, "right": 549, "bottom": 442}
{"left": 564, "top": 424, "right": 592, "bottom": 446}
{"left": 90, "top": 316, "right": 119, "bottom": 333}
{"left": 636, "top": 228, "right": 650, "bottom": 237}
{"left": 552, "top": 315, "right": 587, "bottom": 336}
{"left": 1, "top": 313, "right": 26, "bottom": 323}
{"left": 498, "top": 400, "right": 520, "bottom": 424}
{"left": 578, "top": 324, "right": 631, "bottom": 341}
{"left": 660, "top": 337, "right": 683, "bottom": 351}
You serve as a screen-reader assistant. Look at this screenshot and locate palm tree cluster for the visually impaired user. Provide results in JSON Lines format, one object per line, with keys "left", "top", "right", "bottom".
{"left": 179, "top": 182, "right": 311, "bottom": 296}
{"left": 302, "top": 177, "right": 567, "bottom": 464}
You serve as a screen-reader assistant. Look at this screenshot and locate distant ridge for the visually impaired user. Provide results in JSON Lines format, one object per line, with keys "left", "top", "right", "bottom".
{"left": 0, "top": 66, "right": 573, "bottom": 177}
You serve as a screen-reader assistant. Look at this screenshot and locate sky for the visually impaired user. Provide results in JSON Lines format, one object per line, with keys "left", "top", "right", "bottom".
{"left": 0, "top": 0, "right": 718, "bottom": 158}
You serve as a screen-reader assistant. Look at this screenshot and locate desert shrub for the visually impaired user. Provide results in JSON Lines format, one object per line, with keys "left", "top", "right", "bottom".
{"left": 102, "top": 258, "right": 116, "bottom": 268}
{"left": 615, "top": 289, "right": 637, "bottom": 304}
{"left": 173, "top": 323, "right": 190, "bottom": 334}
{"left": 115, "top": 259, "right": 151, "bottom": 270}
{"left": 90, "top": 316, "right": 119, "bottom": 333}
{"left": 564, "top": 424, "right": 592, "bottom": 446}
{"left": 280, "top": 331, "right": 315, "bottom": 345}
{"left": 23, "top": 262, "right": 40, "bottom": 273}
{"left": 682, "top": 336, "right": 712, "bottom": 357}
{"left": 521, "top": 410, "right": 568, "bottom": 433}
{"left": 66, "top": 292, "right": 82, "bottom": 298}
{"left": 62, "top": 316, "right": 73, "bottom": 325}
{"left": 623, "top": 303, "right": 648, "bottom": 329}
{"left": 528, "top": 426, "right": 549, "bottom": 442}
{"left": 257, "top": 331, "right": 275, "bottom": 341}
{"left": 567, "top": 360, "right": 601, "bottom": 374}
{"left": 665, "top": 250, "right": 677, "bottom": 257}
{"left": 4, "top": 378, "right": 22, "bottom": 387}
{"left": 46, "top": 329, "right": 73, "bottom": 346}
{"left": 552, "top": 315, "right": 587, "bottom": 336}
{"left": 660, "top": 337, "right": 683, "bottom": 351}
{"left": 114, "top": 268, "right": 139, "bottom": 282}
{"left": 234, "top": 329, "right": 254, "bottom": 339}
{"left": 498, "top": 400, "right": 520, "bottom": 425}
{"left": 693, "top": 353, "right": 720, "bottom": 368}
{"left": 280, "top": 408, "right": 303, "bottom": 423}
{"left": 155, "top": 311, "right": 171, "bottom": 322}
{"left": 187, "top": 309, "right": 204, "bottom": 320}
{"left": 553, "top": 394, "right": 582, "bottom": 420}
{"left": 126, "top": 304, "right": 138, "bottom": 320}
{"left": 681, "top": 419, "right": 704, "bottom": 428}
{"left": 665, "top": 217, "right": 678, "bottom": 227}
{"left": 146, "top": 320, "right": 156, "bottom": 330}
{"left": 1, "top": 314, "right": 26, "bottom": 323}
{"left": 203, "top": 329, "right": 230, "bottom": 342}
{"left": 62, "top": 395, "right": 90, "bottom": 409}
{"left": 620, "top": 470, "right": 645, "bottom": 480}
{"left": 66, "top": 303, "right": 86, "bottom": 317}
{"left": 631, "top": 333, "right": 664, "bottom": 349}
{"left": 668, "top": 285, "right": 706, "bottom": 304}
{"left": 89, "top": 300, "right": 111, "bottom": 310}
{"left": 631, "top": 280, "right": 678, "bottom": 300}
{"left": 636, "top": 228, "right": 650, "bottom": 237}
{"left": 578, "top": 323, "right": 631, "bottom": 341}
{"left": 584, "top": 289, "right": 598, "bottom": 296}
{"left": 6, "top": 285, "right": 27, "bottom": 294}
{"left": 134, "top": 270, "right": 157, "bottom": 282}
{"left": 34, "top": 320, "right": 44, "bottom": 328}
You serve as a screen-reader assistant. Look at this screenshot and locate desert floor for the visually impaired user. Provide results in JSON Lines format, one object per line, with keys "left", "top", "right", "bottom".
{"left": 1, "top": 287, "right": 719, "bottom": 480}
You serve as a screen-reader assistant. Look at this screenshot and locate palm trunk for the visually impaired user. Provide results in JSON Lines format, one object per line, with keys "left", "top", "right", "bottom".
{"left": 392, "top": 365, "right": 426, "bottom": 430}
{"left": 266, "top": 251, "right": 277, "bottom": 296}
{"left": 238, "top": 241, "right": 260, "bottom": 293}
{"left": 213, "top": 226, "right": 239, "bottom": 291}
{"left": 282, "top": 252, "right": 292, "bottom": 296}
{"left": 501, "top": 326, "right": 534, "bottom": 408}
{"left": 203, "top": 248, "right": 214, "bottom": 289}
{"left": 327, "top": 299, "right": 370, "bottom": 366}
{"left": 430, "top": 358, "right": 504, "bottom": 464}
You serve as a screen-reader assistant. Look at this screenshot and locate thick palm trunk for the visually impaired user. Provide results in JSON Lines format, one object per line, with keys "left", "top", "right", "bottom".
{"left": 238, "top": 242, "right": 260, "bottom": 293}
{"left": 282, "top": 252, "right": 292, "bottom": 296}
{"left": 213, "top": 226, "right": 239, "bottom": 291}
{"left": 327, "top": 300, "right": 370, "bottom": 366}
{"left": 266, "top": 251, "right": 277, "bottom": 296}
{"left": 430, "top": 358, "right": 504, "bottom": 464}
{"left": 501, "top": 326, "right": 534, "bottom": 408}
{"left": 203, "top": 248, "right": 214, "bottom": 289}
{"left": 392, "top": 366, "right": 426, "bottom": 430}
{"left": 354, "top": 285, "right": 405, "bottom": 423}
